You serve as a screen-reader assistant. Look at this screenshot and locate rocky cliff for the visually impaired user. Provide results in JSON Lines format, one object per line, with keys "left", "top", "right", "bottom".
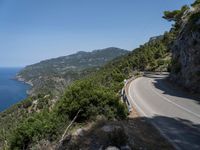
{"left": 170, "top": 4, "right": 200, "bottom": 93}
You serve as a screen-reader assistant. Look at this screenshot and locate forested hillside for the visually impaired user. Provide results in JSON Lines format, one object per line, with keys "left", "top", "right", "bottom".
{"left": 0, "top": 30, "right": 171, "bottom": 150}
{"left": 1, "top": 0, "right": 200, "bottom": 149}
{"left": 17, "top": 47, "right": 128, "bottom": 95}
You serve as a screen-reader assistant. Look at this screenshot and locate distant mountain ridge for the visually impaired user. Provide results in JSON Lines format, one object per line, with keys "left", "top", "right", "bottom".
{"left": 17, "top": 47, "right": 129, "bottom": 95}
{"left": 32, "top": 47, "right": 128, "bottom": 70}
{"left": 1, "top": 1, "right": 200, "bottom": 149}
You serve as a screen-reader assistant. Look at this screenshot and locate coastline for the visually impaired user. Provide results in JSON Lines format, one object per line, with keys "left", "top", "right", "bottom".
{"left": 15, "top": 75, "right": 33, "bottom": 95}
{"left": 0, "top": 68, "right": 32, "bottom": 112}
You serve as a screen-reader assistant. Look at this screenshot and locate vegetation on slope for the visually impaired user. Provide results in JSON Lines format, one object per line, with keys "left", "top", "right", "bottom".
{"left": 4, "top": 0, "right": 198, "bottom": 148}
{"left": 17, "top": 47, "right": 128, "bottom": 95}
{"left": 191, "top": 0, "right": 200, "bottom": 7}
{"left": 0, "top": 30, "right": 173, "bottom": 149}
{"left": 163, "top": 0, "right": 200, "bottom": 92}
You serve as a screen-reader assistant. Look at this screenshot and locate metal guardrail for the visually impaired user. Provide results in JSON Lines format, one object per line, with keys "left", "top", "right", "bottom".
{"left": 121, "top": 71, "right": 169, "bottom": 113}
{"left": 121, "top": 76, "right": 135, "bottom": 112}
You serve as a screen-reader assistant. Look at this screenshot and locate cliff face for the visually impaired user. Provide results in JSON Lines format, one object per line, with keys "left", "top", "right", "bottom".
{"left": 170, "top": 6, "right": 200, "bottom": 93}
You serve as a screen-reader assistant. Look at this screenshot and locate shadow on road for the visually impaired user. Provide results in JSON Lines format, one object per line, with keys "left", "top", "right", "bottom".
{"left": 144, "top": 73, "right": 200, "bottom": 105}
{"left": 150, "top": 115, "right": 200, "bottom": 150}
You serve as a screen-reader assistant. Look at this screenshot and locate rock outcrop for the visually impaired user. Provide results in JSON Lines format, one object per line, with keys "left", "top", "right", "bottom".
{"left": 170, "top": 6, "right": 200, "bottom": 93}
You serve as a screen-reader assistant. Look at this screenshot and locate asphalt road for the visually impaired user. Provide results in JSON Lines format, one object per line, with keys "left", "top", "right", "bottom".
{"left": 128, "top": 73, "right": 200, "bottom": 150}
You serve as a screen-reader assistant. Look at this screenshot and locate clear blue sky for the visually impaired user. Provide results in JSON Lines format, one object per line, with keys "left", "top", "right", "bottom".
{"left": 0, "top": 0, "right": 194, "bottom": 67}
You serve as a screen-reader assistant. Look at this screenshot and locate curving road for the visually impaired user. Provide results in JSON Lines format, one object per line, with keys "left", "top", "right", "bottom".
{"left": 127, "top": 73, "right": 200, "bottom": 150}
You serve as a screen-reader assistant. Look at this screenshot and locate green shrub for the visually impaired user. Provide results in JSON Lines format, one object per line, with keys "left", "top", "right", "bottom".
{"left": 9, "top": 111, "right": 63, "bottom": 150}
{"left": 191, "top": 0, "right": 200, "bottom": 7}
{"left": 55, "top": 79, "right": 127, "bottom": 121}
{"left": 5, "top": 18, "right": 172, "bottom": 150}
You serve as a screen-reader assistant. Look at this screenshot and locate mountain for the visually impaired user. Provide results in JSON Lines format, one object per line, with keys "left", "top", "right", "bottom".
{"left": 0, "top": 11, "right": 172, "bottom": 150}
{"left": 1, "top": 1, "right": 200, "bottom": 149}
{"left": 17, "top": 47, "right": 129, "bottom": 95}
{"left": 0, "top": 32, "right": 171, "bottom": 149}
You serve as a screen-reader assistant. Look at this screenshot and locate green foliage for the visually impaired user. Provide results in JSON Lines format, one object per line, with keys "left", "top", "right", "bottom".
{"left": 162, "top": 5, "right": 190, "bottom": 39}
{"left": 163, "top": 5, "right": 189, "bottom": 22}
{"left": 191, "top": 0, "right": 200, "bottom": 7}
{"left": 1, "top": 16, "right": 173, "bottom": 149}
{"left": 163, "top": 10, "right": 181, "bottom": 22}
{"left": 18, "top": 48, "right": 129, "bottom": 95}
{"left": 9, "top": 111, "right": 64, "bottom": 150}
{"left": 56, "top": 79, "right": 127, "bottom": 121}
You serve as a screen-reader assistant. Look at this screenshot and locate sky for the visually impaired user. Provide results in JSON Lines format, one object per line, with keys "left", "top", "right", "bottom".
{"left": 0, "top": 0, "right": 194, "bottom": 67}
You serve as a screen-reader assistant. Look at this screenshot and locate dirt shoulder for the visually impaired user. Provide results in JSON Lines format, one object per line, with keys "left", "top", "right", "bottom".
{"left": 58, "top": 114, "right": 174, "bottom": 150}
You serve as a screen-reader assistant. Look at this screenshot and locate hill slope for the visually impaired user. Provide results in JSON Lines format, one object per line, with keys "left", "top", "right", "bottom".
{"left": 1, "top": 1, "right": 200, "bottom": 149}
{"left": 0, "top": 33, "right": 171, "bottom": 149}
{"left": 17, "top": 47, "right": 129, "bottom": 95}
{"left": 167, "top": 5, "right": 200, "bottom": 92}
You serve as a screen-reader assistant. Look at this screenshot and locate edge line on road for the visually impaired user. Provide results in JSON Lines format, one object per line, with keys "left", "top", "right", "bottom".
{"left": 127, "top": 78, "right": 181, "bottom": 150}
{"left": 128, "top": 80, "right": 147, "bottom": 117}
{"left": 149, "top": 80, "right": 200, "bottom": 120}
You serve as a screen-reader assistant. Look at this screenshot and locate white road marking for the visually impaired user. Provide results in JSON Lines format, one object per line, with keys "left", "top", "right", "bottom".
{"left": 128, "top": 81, "right": 147, "bottom": 117}
{"left": 127, "top": 76, "right": 199, "bottom": 150}
{"left": 148, "top": 79, "right": 200, "bottom": 120}
{"left": 128, "top": 79, "right": 182, "bottom": 150}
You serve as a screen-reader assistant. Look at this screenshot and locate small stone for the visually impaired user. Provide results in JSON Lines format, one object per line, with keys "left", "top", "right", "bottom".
{"left": 74, "top": 128, "right": 84, "bottom": 136}
{"left": 101, "top": 125, "right": 113, "bottom": 132}
{"left": 121, "top": 145, "right": 131, "bottom": 150}
{"left": 101, "top": 125, "right": 121, "bottom": 133}
{"left": 105, "top": 146, "right": 120, "bottom": 150}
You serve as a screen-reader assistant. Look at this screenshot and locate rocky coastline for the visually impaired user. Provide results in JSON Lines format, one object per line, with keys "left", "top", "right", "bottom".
{"left": 15, "top": 75, "right": 33, "bottom": 95}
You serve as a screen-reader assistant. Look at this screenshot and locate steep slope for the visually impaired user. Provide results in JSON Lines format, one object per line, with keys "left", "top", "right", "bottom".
{"left": 17, "top": 47, "right": 129, "bottom": 95}
{"left": 0, "top": 34, "right": 171, "bottom": 149}
{"left": 1, "top": 1, "right": 200, "bottom": 149}
{"left": 164, "top": 3, "right": 200, "bottom": 92}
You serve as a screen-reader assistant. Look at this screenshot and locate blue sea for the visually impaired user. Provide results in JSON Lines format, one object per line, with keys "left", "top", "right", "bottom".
{"left": 0, "top": 68, "right": 30, "bottom": 112}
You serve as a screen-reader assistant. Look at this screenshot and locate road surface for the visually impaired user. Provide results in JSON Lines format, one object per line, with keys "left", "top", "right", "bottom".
{"left": 127, "top": 73, "right": 200, "bottom": 150}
